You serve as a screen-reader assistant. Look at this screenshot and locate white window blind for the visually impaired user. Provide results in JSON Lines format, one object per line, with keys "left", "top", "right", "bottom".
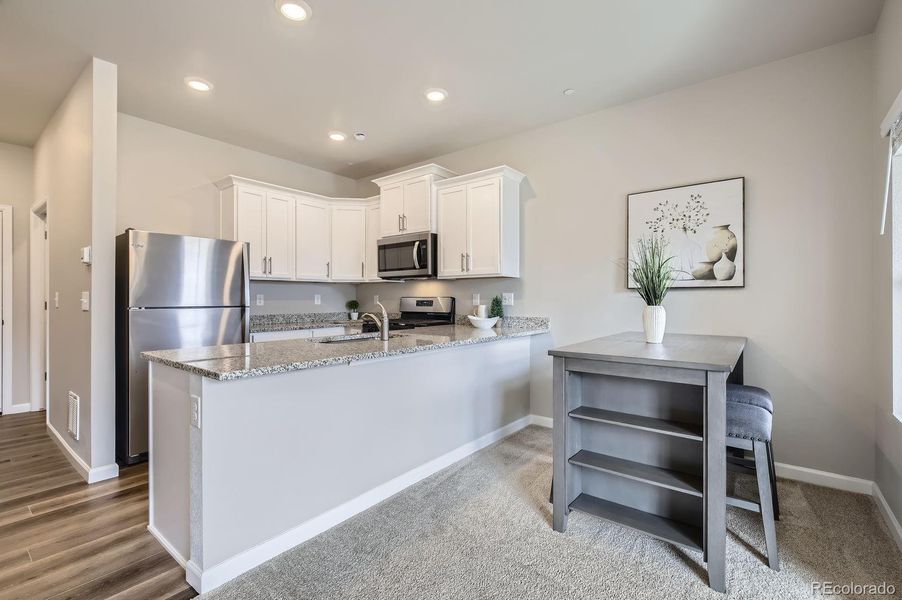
{"left": 880, "top": 89, "right": 902, "bottom": 235}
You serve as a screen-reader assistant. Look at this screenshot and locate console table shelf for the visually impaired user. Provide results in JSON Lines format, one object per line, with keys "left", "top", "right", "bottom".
{"left": 568, "top": 449, "right": 703, "bottom": 497}
{"left": 569, "top": 493, "right": 704, "bottom": 552}
{"left": 568, "top": 405, "right": 703, "bottom": 441}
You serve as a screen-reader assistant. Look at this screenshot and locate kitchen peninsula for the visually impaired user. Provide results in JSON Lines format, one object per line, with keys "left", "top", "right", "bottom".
{"left": 143, "top": 318, "right": 549, "bottom": 594}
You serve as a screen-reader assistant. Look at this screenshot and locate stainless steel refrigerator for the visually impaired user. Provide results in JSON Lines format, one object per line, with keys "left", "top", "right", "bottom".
{"left": 115, "top": 230, "right": 250, "bottom": 465}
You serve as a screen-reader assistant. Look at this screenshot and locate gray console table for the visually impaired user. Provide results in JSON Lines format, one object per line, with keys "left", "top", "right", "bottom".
{"left": 549, "top": 331, "right": 746, "bottom": 593}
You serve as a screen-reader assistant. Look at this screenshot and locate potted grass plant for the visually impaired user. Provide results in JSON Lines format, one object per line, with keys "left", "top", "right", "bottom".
{"left": 346, "top": 299, "right": 360, "bottom": 321}
{"left": 629, "top": 235, "right": 676, "bottom": 344}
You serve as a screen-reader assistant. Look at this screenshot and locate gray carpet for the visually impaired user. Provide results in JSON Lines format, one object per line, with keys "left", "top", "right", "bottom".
{"left": 203, "top": 426, "right": 902, "bottom": 599}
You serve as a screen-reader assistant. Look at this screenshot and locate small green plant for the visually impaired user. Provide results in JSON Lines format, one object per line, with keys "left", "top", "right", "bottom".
{"left": 489, "top": 295, "right": 504, "bottom": 319}
{"left": 345, "top": 299, "right": 360, "bottom": 312}
{"left": 629, "top": 235, "right": 676, "bottom": 306}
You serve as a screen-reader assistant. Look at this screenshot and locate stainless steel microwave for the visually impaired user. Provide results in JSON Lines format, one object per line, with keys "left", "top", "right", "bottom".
{"left": 377, "top": 232, "right": 437, "bottom": 279}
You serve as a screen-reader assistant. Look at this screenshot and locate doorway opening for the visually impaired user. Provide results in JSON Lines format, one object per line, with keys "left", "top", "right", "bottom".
{"left": 30, "top": 201, "right": 48, "bottom": 416}
{"left": 0, "top": 205, "right": 12, "bottom": 415}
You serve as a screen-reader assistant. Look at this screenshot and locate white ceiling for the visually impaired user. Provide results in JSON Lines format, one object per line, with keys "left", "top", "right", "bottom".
{"left": 0, "top": 0, "right": 884, "bottom": 178}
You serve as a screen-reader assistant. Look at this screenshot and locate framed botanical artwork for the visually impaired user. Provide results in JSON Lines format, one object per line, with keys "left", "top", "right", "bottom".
{"left": 627, "top": 177, "right": 744, "bottom": 288}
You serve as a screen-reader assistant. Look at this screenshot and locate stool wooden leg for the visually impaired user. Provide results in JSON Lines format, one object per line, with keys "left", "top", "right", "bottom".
{"left": 766, "top": 441, "right": 780, "bottom": 521}
{"left": 754, "top": 441, "right": 780, "bottom": 570}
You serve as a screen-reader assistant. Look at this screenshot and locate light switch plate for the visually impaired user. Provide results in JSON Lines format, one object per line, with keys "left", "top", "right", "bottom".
{"left": 190, "top": 394, "right": 201, "bottom": 429}
{"left": 54, "top": 292, "right": 59, "bottom": 309}
{"left": 502, "top": 293, "right": 514, "bottom": 306}
{"left": 80, "top": 291, "right": 90, "bottom": 312}
{"left": 80, "top": 246, "right": 92, "bottom": 265}
{"left": 472, "top": 293, "right": 480, "bottom": 306}
{"left": 314, "top": 294, "right": 321, "bottom": 305}
{"left": 256, "top": 294, "right": 264, "bottom": 306}
{"left": 374, "top": 295, "right": 379, "bottom": 305}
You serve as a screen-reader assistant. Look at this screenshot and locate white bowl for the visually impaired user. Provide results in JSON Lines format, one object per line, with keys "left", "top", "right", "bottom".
{"left": 467, "top": 315, "right": 499, "bottom": 329}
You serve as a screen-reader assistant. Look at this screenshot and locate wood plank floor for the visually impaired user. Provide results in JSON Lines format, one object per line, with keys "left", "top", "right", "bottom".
{"left": 0, "top": 411, "right": 196, "bottom": 600}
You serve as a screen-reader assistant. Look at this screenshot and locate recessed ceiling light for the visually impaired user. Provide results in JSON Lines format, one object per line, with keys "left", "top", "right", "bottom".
{"left": 329, "top": 131, "right": 347, "bottom": 142}
{"left": 563, "top": 88, "right": 576, "bottom": 96}
{"left": 276, "top": 0, "right": 312, "bottom": 21}
{"left": 354, "top": 132, "right": 366, "bottom": 141}
{"left": 425, "top": 88, "right": 448, "bottom": 103}
{"left": 185, "top": 77, "right": 213, "bottom": 93}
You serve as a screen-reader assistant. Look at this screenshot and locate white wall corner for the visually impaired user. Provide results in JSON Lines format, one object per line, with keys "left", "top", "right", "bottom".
{"left": 529, "top": 414, "right": 553, "bottom": 428}
{"left": 873, "top": 484, "right": 902, "bottom": 553}
{"left": 47, "top": 420, "right": 119, "bottom": 483}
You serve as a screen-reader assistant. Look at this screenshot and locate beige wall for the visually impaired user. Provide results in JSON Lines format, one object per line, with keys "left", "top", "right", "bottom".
{"left": 360, "top": 36, "right": 877, "bottom": 480}
{"left": 873, "top": 0, "right": 902, "bottom": 524}
{"left": 34, "top": 58, "right": 118, "bottom": 473}
{"left": 117, "top": 113, "right": 359, "bottom": 314}
{"left": 0, "top": 142, "right": 34, "bottom": 413}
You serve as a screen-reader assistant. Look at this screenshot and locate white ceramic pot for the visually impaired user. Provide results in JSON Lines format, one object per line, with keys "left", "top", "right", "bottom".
{"left": 349, "top": 312, "right": 359, "bottom": 320}
{"left": 643, "top": 305, "right": 666, "bottom": 344}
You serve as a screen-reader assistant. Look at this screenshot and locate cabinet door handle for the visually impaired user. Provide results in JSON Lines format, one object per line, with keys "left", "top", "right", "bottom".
{"left": 268, "top": 257, "right": 272, "bottom": 275}
{"left": 461, "top": 252, "right": 465, "bottom": 272}
{"left": 466, "top": 253, "right": 471, "bottom": 272}
{"left": 403, "top": 215, "right": 408, "bottom": 230}
{"left": 398, "top": 214, "right": 402, "bottom": 232}
{"left": 361, "top": 261, "right": 365, "bottom": 278}
{"left": 326, "top": 261, "right": 330, "bottom": 278}
{"left": 262, "top": 256, "right": 267, "bottom": 274}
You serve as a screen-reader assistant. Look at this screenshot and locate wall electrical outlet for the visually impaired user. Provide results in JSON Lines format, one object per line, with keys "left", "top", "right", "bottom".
{"left": 256, "top": 294, "right": 265, "bottom": 306}
{"left": 314, "top": 294, "right": 321, "bottom": 305}
{"left": 472, "top": 293, "right": 480, "bottom": 306}
{"left": 190, "top": 394, "right": 201, "bottom": 429}
{"left": 80, "top": 291, "right": 90, "bottom": 312}
{"left": 54, "top": 292, "right": 59, "bottom": 309}
{"left": 502, "top": 293, "right": 514, "bottom": 306}
{"left": 373, "top": 294, "right": 379, "bottom": 305}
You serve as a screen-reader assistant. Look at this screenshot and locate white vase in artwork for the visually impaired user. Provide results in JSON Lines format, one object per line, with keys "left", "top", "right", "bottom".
{"left": 713, "top": 254, "right": 736, "bottom": 281}
{"left": 642, "top": 305, "right": 666, "bottom": 344}
{"left": 705, "top": 224, "right": 738, "bottom": 262}
{"left": 670, "top": 228, "right": 703, "bottom": 280}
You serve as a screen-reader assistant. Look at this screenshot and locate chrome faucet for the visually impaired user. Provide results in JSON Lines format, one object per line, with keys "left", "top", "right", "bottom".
{"left": 362, "top": 301, "right": 390, "bottom": 341}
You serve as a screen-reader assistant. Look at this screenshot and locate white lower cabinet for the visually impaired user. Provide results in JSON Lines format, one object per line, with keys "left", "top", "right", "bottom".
{"left": 250, "top": 326, "right": 344, "bottom": 343}
{"left": 435, "top": 166, "right": 525, "bottom": 279}
{"left": 330, "top": 205, "right": 367, "bottom": 281}
{"left": 296, "top": 197, "right": 331, "bottom": 281}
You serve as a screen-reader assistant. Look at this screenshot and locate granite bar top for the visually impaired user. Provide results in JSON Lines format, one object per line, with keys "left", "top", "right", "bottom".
{"left": 144, "top": 319, "right": 550, "bottom": 381}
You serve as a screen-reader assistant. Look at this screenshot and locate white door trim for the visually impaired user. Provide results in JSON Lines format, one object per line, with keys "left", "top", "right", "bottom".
{"left": 30, "top": 200, "right": 48, "bottom": 413}
{"left": 0, "top": 205, "right": 14, "bottom": 415}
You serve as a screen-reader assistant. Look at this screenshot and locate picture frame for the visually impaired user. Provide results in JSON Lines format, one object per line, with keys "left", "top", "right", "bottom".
{"left": 627, "top": 177, "right": 745, "bottom": 288}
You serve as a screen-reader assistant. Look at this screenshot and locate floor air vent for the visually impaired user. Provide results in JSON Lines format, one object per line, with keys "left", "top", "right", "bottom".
{"left": 67, "top": 391, "right": 80, "bottom": 441}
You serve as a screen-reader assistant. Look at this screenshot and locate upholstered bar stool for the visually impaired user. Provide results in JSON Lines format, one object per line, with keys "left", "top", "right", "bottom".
{"left": 726, "top": 384, "right": 780, "bottom": 570}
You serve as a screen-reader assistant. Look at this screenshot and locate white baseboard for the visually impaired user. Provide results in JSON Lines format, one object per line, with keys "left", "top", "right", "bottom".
{"left": 873, "top": 484, "right": 902, "bottom": 552}
{"left": 47, "top": 422, "right": 119, "bottom": 484}
{"left": 148, "top": 525, "right": 188, "bottom": 568}
{"left": 529, "top": 414, "right": 553, "bottom": 428}
{"left": 773, "top": 461, "right": 873, "bottom": 495}
{"left": 191, "top": 414, "right": 534, "bottom": 594}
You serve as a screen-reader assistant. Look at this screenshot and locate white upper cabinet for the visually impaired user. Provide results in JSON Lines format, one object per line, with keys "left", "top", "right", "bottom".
{"left": 435, "top": 166, "right": 525, "bottom": 279}
{"left": 220, "top": 181, "right": 295, "bottom": 280}
{"left": 437, "top": 185, "right": 468, "bottom": 277}
{"left": 365, "top": 200, "right": 381, "bottom": 281}
{"left": 233, "top": 186, "right": 266, "bottom": 278}
{"left": 330, "top": 204, "right": 367, "bottom": 281}
{"left": 372, "top": 164, "right": 457, "bottom": 237}
{"left": 296, "top": 196, "right": 331, "bottom": 281}
{"left": 378, "top": 184, "right": 404, "bottom": 237}
{"left": 264, "top": 191, "right": 296, "bottom": 279}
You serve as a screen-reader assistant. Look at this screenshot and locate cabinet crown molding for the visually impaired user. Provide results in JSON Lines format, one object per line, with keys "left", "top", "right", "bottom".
{"left": 433, "top": 165, "right": 526, "bottom": 189}
{"left": 214, "top": 175, "right": 372, "bottom": 204}
{"left": 371, "top": 163, "right": 458, "bottom": 188}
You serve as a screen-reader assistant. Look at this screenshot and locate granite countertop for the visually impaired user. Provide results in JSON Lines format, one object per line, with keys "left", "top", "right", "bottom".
{"left": 249, "top": 312, "right": 368, "bottom": 333}
{"left": 143, "top": 318, "right": 550, "bottom": 381}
